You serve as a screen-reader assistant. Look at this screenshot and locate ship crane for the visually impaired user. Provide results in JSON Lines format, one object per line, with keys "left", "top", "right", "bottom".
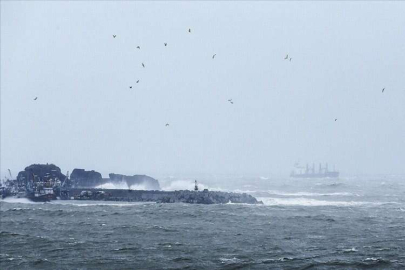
{"left": 291, "top": 162, "right": 339, "bottom": 178}
{"left": 61, "top": 171, "right": 69, "bottom": 187}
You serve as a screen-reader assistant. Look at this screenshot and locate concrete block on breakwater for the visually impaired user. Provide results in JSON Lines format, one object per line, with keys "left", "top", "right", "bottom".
{"left": 66, "top": 188, "right": 262, "bottom": 204}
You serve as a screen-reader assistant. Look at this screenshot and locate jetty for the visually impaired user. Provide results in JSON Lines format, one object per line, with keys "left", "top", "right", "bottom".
{"left": 1, "top": 164, "right": 262, "bottom": 205}
{"left": 66, "top": 188, "right": 261, "bottom": 204}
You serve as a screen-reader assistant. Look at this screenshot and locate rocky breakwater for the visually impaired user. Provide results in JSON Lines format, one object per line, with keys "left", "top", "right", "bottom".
{"left": 69, "top": 189, "right": 262, "bottom": 204}
{"left": 155, "top": 190, "right": 262, "bottom": 204}
{"left": 70, "top": 170, "right": 160, "bottom": 190}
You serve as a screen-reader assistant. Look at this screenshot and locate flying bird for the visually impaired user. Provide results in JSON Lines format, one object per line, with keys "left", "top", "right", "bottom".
{"left": 212, "top": 54, "right": 216, "bottom": 59}
{"left": 382, "top": 88, "right": 385, "bottom": 93}
{"left": 34, "top": 97, "right": 38, "bottom": 100}
{"left": 164, "top": 43, "right": 167, "bottom": 46}
{"left": 188, "top": 28, "right": 191, "bottom": 33}
{"left": 142, "top": 63, "right": 145, "bottom": 68}
{"left": 136, "top": 46, "right": 140, "bottom": 49}
{"left": 113, "top": 35, "right": 116, "bottom": 38}
{"left": 228, "top": 99, "right": 233, "bottom": 104}
{"left": 335, "top": 118, "right": 337, "bottom": 122}
{"left": 129, "top": 86, "right": 132, "bottom": 89}
{"left": 289, "top": 57, "right": 292, "bottom": 61}
{"left": 136, "top": 80, "right": 140, "bottom": 83}
{"left": 284, "top": 54, "right": 288, "bottom": 60}
{"left": 165, "top": 123, "right": 170, "bottom": 127}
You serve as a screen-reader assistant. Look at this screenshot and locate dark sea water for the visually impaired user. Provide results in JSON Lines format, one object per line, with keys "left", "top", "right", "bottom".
{"left": 1, "top": 175, "right": 405, "bottom": 269}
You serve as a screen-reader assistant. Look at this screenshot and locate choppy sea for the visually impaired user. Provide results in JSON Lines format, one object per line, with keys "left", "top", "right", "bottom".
{"left": 1, "top": 175, "right": 404, "bottom": 269}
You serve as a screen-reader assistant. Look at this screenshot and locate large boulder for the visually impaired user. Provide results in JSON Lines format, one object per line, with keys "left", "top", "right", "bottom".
{"left": 70, "top": 170, "right": 160, "bottom": 190}
{"left": 70, "top": 169, "right": 103, "bottom": 187}
{"left": 109, "top": 173, "right": 160, "bottom": 190}
{"left": 17, "top": 164, "right": 66, "bottom": 185}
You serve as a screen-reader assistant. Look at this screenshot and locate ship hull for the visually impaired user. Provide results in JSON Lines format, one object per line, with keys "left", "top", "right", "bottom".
{"left": 290, "top": 172, "right": 339, "bottom": 179}
{"left": 26, "top": 193, "right": 55, "bottom": 202}
{"left": 25, "top": 187, "right": 56, "bottom": 202}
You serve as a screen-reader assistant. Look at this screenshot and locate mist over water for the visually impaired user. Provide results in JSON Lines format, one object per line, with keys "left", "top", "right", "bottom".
{"left": 2, "top": 2, "right": 405, "bottom": 176}
{"left": 2, "top": 175, "right": 405, "bottom": 269}
{"left": 1, "top": 1, "right": 405, "bottom": 269}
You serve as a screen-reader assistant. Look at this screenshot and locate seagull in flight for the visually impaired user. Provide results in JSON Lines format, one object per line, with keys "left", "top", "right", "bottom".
{"left": 136, "top": 46, "right": 140, "bottom": 49}
{"left": 113, "top": 35, "right": 116, "bottom": 38}
{"left": 129, "top": 86, "right": 132, "bottom": 89}
{"left": 136, "top": 80, "right": 140, "bottom": 83}
{"left": 165, "top": 123, "right": 170, "bottom": 127}
{"left": 289, "top": 57, "right": 292, "bottom": 61}
{"left": 164, "top": 43, "right": 167, "bottom": 46}
{"left": 142, "top": 63, "right": 145, "bottom": 68}
{"left": 212, "top": 54, "right": 216, "bottom": 59}
{"left": 284, "top": 54, "right": 288, "bottom": 60}
{"left": 188, "top": 28, "right": 191, "bottom": 33}
{"left": 335, "top": 118, "right": 337, "bottom": 122}
{"left": 382, "top": 88, "right": 385, "bottom": 93}
{"left": 34, "top": 97, "right": 38, "bottom": 100}
{"left": 228, "top": 99, "right": 233, "bottom": 104}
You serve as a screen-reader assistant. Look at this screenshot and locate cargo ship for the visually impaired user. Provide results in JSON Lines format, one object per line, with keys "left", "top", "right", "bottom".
{"left": 290, "top": 163, "right": 339, "bottom": 178}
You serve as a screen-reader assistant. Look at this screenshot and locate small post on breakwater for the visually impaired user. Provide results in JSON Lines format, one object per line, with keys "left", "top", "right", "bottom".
{"left": 194, "top": 180, "right": 198, "bottom": 191}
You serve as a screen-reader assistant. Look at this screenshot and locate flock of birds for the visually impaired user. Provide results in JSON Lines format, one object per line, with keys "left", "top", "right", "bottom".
{"left": 118, "top": 28, "right": 219, "bottom": 127}
{"left": 32, "top": 28, "right": 389, "bottom": 126}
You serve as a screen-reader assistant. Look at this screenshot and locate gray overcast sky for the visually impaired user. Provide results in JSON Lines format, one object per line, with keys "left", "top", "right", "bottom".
{"left": 1, "top": 1, "right": 404, "bottom": 178}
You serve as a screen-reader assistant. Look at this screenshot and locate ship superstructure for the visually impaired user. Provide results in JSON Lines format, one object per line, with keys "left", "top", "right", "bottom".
{"left": 3, "top": 164, "right": 66, "bottom": 201}
{"left": 290, "top": 162, "right": 339, "bottom": 178}
{"left": 24, "top": 172, "right": 60, "bottom": 202}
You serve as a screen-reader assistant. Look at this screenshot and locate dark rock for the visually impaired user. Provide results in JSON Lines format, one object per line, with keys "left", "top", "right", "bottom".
{"left": 109, "top": 173, "right": 160, "bottom": 190}
{"left": 71, "top": 169, "right": 102, "bottom": 187}
{"left": 17, "top": 164, "right": 66, "bottom": 185}
{"left": 69, "top": 170, "right": 161, "bottom": 190}
{"left": 68, "top": 188, "right": 262, "bottom": 204}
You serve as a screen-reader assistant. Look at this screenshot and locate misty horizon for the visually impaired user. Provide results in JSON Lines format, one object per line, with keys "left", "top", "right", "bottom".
{"left": 1, "top": 2, "right": 405, "bottom": 269}
{"left": 1, "top": 2, "right": 404, "bottom": 178}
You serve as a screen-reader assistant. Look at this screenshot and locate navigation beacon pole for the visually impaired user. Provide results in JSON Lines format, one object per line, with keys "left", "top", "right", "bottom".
{"left": 194, "top": 180, "right": 198, "bottom": 191}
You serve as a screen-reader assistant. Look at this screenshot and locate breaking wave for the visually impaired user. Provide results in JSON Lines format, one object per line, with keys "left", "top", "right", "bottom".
{"left": 258, "top": 197, "right": 387, "bottom": 207}
{"left": 162, "top": 180, "right": 212, "bottom": 191}
{"left": 1, "top": 197, "right": 34, "bottom": 204}
{"left": 51, "top": 200, "right": 152, "bottom": 207}
{"left": 95, "top": 182, "right": 149, "bottom": 190}
{"left": 261, "top": 191, "right": 357, "bottom": 197}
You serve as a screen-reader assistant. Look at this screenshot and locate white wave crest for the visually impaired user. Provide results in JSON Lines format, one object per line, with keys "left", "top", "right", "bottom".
{"left": 95, "top": 182, "right": 149, "bottom": 190}
{"left": 220, "top": 257, "right": 241, "bottom": 264}
{"left": 263, "top": 191, "right": 356, "bottom": 197}
{"left": 162, "top": 180, "right": 210, "bottom": 191}
{"left": 96, "top": 182, "right": 128, "bottom": 189}
{"left": 258, "top": 197, "right": 368, "bottom": 207}
{"left": 51, "top": 200, "right": 152, "bottom": 207}
{"left": 342, "top": 247, "right": 358, "bottom": 253}
{"left": 1, "top": 197, "right": 34, "bottom": 204}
